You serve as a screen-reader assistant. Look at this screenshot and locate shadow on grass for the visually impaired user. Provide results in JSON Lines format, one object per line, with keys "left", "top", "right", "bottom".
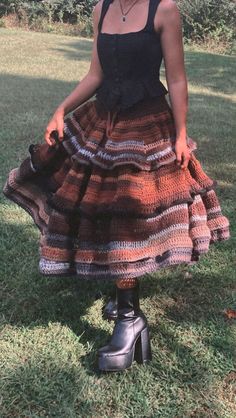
{"left": 0, "top": 74, "right": 79, "bottom": 119}
{"left": 0, "top": 218, "right": 112, "bottom": 335}
{"left": 51, "top": 38, "right": 93, "bottom": 62}
{"left": 184, "top": 50, "right": 236, "bottom": 96}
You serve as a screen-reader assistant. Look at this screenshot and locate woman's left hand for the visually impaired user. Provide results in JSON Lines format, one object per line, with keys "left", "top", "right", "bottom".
{"left": 174, "top": 138, "right": 191, "bottom": 170}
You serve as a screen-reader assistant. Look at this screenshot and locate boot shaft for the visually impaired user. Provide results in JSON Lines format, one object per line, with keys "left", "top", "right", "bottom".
{"left": 116, "top": 282, "right": 140, "bottom": 317}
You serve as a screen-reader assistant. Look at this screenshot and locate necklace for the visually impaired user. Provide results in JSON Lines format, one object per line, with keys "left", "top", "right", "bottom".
{"left": 118, "top": 0, "right": 141, "bottom": 22}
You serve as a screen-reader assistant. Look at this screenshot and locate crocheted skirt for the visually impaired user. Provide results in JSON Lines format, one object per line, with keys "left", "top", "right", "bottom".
{"left": 3, "top": 95, "right": 230, "bottom": 279}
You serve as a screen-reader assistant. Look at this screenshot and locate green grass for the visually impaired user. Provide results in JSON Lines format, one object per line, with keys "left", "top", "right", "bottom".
{"left": 0, "top": 28, "right": 236, "bottom": 418}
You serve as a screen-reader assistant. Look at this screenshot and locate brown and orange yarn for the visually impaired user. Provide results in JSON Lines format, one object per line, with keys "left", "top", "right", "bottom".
{"left": 3, "top": 95, "right": 230, "bottom": 279}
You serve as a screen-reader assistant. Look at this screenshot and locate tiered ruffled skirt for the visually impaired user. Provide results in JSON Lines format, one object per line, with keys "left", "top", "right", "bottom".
{"left": 3, "top": 96, "right": 230, "bottom": 279}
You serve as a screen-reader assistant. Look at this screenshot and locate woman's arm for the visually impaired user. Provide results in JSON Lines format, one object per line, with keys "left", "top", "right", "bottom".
{"left": 56, "top": 1, "right": 104, "bottom": 116}
{"left": 44, "top": 0, "right": 104, "bottom": 145}
{"left": 155, "top": 0, "right": 190, "bottom": 169}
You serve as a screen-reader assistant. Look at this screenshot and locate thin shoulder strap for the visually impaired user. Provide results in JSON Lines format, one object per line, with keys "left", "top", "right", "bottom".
{"left": 146, "top": 0, "right": 162, "bottom": 32}
{"left": 98, "top": 0, "right": 112, "bottom": 33}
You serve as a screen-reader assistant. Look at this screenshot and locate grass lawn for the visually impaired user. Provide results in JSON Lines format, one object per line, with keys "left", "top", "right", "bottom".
{"left": 0, "top": 28, "right": 235, "bottom": 418}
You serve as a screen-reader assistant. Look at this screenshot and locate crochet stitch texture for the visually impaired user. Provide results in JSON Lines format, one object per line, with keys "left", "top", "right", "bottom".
{"left": 3, "top": 96, "right": 230, "bottom": 278}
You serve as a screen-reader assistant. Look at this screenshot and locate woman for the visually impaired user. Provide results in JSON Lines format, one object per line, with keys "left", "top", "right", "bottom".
{"left": 3, "top": 0, "right": 230, "bottom": 372}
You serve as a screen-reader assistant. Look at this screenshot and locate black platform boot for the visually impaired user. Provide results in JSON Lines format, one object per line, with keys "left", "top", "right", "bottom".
{"left": 102, "top": 292, "right": 118, "bottom": 321}
{"left": 98, "top": 283, "right": 152, "bottom": 371}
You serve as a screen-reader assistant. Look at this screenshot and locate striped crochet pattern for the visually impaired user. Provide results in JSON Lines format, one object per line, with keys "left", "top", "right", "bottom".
{"left": 3, "top": 96, "right": 230, "bottom": 279}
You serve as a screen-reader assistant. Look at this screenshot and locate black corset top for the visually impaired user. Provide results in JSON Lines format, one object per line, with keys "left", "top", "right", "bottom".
{"left": 95, "top": 0, "right": 168, "bottom": 112}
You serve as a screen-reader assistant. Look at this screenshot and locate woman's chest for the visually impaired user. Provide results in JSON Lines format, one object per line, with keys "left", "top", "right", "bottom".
{"left": 97, "top": 32, "right": 162, "bottom": 74}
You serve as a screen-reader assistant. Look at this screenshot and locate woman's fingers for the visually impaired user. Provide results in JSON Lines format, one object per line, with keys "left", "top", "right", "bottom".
{"left": 175, "top": 149, "right": 182, "bottom": 166}
{"left": 181, "top": 151, "right": 190, "bottom": 169}
{"left": 44, "top": 114, "right": 64, "bottom": 146}
{"left": 57, "top": 121, "right": 64, "bottom": 141}
{"left": 45, "top": 127, "right": 55, "bottom": 146}
{"left": 50, "top": 130, "right": 59, "bottom": 144}
{"left": 175, "top": 140, "right": 190, "bottom": 170}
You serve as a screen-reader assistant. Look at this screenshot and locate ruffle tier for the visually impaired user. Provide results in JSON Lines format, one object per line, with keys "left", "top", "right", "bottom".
{"left": 3, "top": 96, "right": 230, "bottom": 279}
{"left": 95, "top": 75, "right": 168, "bottom": 112}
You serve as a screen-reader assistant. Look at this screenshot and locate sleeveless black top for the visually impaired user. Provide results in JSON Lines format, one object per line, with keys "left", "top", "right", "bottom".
{"left": 95, "top": 0, "right": 168, "bottom": 112}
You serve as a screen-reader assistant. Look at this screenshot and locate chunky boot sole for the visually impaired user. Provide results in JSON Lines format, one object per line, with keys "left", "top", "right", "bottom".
{"left": 134, "top": 326, "right": 152, "bottom": 364}
{"left": 98, "top": 326, "right": 152, "bottom": 371}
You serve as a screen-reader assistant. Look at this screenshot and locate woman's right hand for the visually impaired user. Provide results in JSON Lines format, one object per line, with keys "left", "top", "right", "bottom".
{"left": 44, "top": 107, "right": 65, "bottom": 147}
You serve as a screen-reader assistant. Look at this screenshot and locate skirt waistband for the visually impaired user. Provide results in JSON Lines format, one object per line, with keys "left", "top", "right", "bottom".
{"left": 94, "top": 95, "right": 171, "bottom": 137}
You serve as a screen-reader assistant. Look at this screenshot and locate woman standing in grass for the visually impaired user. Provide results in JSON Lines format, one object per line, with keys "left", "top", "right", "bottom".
{"left": 3, "top": 0, "right": 230, "bottom": 371}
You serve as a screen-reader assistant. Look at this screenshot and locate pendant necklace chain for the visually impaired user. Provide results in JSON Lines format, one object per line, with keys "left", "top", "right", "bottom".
{"left": 118, "top": 0, "right": 140, "bottom": 22}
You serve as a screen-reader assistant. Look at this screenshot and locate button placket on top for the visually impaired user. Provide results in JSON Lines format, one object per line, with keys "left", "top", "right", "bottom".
{"left": 106, "top": 35, "right": 120, "bottom": 137}
{"left": 114, "top": 35, "right": 120, "bottom": 83}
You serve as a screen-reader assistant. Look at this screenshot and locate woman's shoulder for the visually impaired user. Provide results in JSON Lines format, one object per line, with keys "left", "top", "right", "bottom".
{"left": 157, "top": 0, "right": 180, "bottom": 16}
{"left": 92, "top": 0, "right": 105, "bottom": 21}
{"left": 154, "top": 0, "right": 181, "bottom": 31}
{"left": 92, "top": 0, "right": 106, "bottom": 31}
{"left": 93, "top": 0, "right": 107, "bottom": 16}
